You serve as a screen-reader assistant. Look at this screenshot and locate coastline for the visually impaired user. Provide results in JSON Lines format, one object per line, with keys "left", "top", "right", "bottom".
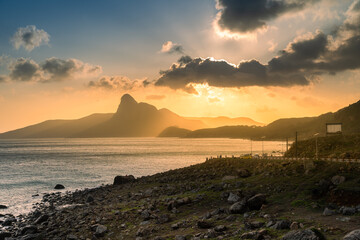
{"left": 1, "top": 157, "right": 360, "bottom": 239}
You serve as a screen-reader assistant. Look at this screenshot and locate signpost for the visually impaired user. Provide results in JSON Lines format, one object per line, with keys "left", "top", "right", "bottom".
{"left": 326, "top": 123, "right": 342, "bottom": 135}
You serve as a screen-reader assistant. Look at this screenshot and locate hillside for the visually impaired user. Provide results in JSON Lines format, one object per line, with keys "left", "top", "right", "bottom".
{"left": 285, "top": 134, "right": 360, "bottom": 159}
{"left": 163, "top": 100, "right": 360, "bottom": 140}
{"left": 6, "top": 157, "right": 360, "bottom": 239}
{"left": 0, "top": 94, "right": 205, "bottom": 138}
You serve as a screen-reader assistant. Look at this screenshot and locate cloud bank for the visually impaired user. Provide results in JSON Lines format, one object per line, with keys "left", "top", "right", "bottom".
{"left": 4, "top": 57, "right": 102, "bottom": 83}
{"left": 11, "top": 25, "right": 50, "bottom": 51}
{"left": 156, "top": 1, "right": 360, "bottom": 92}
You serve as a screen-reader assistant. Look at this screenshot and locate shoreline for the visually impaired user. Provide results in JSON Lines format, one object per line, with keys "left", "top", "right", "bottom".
{"left": 1, "top": 157, "right": 360, "bottom": 239}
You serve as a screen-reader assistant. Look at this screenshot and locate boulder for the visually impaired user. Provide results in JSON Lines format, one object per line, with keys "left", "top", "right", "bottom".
{"left": 95, "top": 225, "right": 107, "bottom": 237}
{"left": 271, "top": 220, "right": 291, "bottom": 230}
{"left": 157, "top": 214, "right": 170, "bottom": 224}
{"left": 54, "top": 184, "right": 65, "bottom": 189}
{"left": 113, "top": 175, "right": 135, "bottom": 185}
{"left": 197, "top": 220, "right": 213, "bottom": 229}
{"left": 229, "top": 202, "right": 247, "bottom": 214}
{"left": 331, "top": 175, "right": 346, "bottom": 185}
{"left": 323, "top": 208, "right": 337, "bottom": 216}
{"left": 341, "top": 207, "right": 356, "bottom": 216}
{"left": 343, "top": 229, "right": 360, "bottom": 240}
{"left": 247, "top": 194, "right": 266, "bottom": 210}
{"left": 282, "top": 229, "right": 321, "bottom": 240}
{"left": 227, "top": 193, "right": 241, "bottom": 203}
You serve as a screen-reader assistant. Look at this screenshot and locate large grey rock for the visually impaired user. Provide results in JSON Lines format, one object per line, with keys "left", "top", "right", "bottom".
{"left": 343, "top": 229, "right": 360, "bottom": 240}
{"left": 323, "top": 207, "right": 336, "bottom": 216}
{"left": 227, "top": 193, "right": 240, "bottom": 203}
{"left": 341, "top": 207, "right": 356, "bottom": 216}
{"left": 271, "top": 220, "right": 291, "bottom": 230}
{"left": 282, "top": 229, "right": 320, "bottom": 240}
{"left": 247, "top": 194, "right": 266, "bottom": 210}
{"left": 54, "top": 184, "right": 65, "bottom": 189}
{"left": 229, "top": 202, "right": 247, "bottom": 214}
{"left": 95, "top": 225, "right": 107, "bottom": 237}
{"left": 113, "top": 175, "right": 135, "bottom": 185}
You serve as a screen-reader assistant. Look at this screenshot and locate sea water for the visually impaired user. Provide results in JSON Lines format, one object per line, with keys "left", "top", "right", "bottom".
{"left": 0, "top": 138, "right": 285, "bottom": 215}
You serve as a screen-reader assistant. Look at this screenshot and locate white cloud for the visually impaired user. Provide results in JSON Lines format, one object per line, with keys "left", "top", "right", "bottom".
{"left": 11, "top": 25, "right": 50, "bottom": 51}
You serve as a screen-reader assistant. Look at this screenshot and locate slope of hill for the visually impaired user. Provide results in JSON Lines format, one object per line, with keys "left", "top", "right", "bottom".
{"left": 163, "top": 100, "right": 360, "bottom": 140}
{"left": 186, "top": 116, "right": 264, "bottom": 128}
{"left": 158, "top": 126, "right": 191, "bottom": 138}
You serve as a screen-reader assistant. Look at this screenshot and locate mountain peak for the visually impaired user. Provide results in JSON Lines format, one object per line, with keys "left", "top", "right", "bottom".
{"left": 121, "top": 94, "right": 137, "bottom": 105}
{"left": 115, "top": 94, "right": 138, "bottom": 114}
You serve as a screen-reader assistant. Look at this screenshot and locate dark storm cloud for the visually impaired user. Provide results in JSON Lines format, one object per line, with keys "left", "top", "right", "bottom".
{"left": 216, "top": 0, "right": 320, "bottom": 33}
{"left": 9, "top": 58, "right": 41, "bottom": 82}
{"left": 155, "top": 56, "right": 309, "bottom": 90}
{"left": 155, "top": 2, "right": 360, "bottom": 92}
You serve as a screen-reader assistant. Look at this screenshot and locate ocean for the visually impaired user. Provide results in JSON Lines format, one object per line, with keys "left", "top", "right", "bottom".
{"left": 0, "top": 138, "right": 285, "bottom": 215}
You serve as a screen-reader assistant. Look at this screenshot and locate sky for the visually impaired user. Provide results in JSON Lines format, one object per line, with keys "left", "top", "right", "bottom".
{"left": 1, "top": 0, "right": 360, "bottom": 132}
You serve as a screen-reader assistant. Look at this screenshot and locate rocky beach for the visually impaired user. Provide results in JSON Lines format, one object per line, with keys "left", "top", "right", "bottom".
{"left": 1, "top": 157, "right": 360, "bottom": 240}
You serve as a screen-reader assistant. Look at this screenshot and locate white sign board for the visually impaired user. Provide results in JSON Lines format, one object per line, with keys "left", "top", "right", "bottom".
{"left": 326, "top": 123, "right": 342, "bottom": 134}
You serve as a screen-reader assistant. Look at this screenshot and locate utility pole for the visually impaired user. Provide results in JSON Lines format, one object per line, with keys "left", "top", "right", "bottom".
{"left": 250, "top": 138, "right": 252, "bottom": 156}
{"left": 286, "top": 138, "right": 289, "bottom": 152}
{"left": 295, "top": 131, "right": 298, "bottom": 160}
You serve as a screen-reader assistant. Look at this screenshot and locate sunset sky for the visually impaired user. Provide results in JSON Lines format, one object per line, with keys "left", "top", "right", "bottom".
{"left": 1, "top": 0, "right": 360, "bottom": 133}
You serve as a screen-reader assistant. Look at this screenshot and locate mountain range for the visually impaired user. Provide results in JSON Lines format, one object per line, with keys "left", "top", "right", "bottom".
{"left": 163, "top": 99, "right": 360, "bottom": 140}
{"left": 0, "top": 94, "right": 262, "bottom": 138}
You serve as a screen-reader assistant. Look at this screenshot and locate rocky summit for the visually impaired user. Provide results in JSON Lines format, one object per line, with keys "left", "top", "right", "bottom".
{"left": 1, "top": 157, "right": 360, "bottom": 239}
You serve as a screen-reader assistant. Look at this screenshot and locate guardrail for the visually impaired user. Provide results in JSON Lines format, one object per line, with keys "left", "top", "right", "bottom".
{"left": 206, "top": 155, "right": 360, "bottom": 163}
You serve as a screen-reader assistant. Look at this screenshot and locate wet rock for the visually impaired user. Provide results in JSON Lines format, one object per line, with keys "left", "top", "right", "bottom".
{"left": 3, "top": 217, "right": 16, "bottom": 226}
{"left": 95, "top": 225, "right": 107, "bottom": 237}
{"left": 0, "top": 205, "right": 7, "bottom": 209}
{"left": 323, "top": 208, "right": 337, "bottom": 216}
{"left": 343, "top": 229, "right": 360, "bottom": 240}
{"left": 21, "top": 225, "right": 38, "bottom": 235}
{"left": 247, "top": 194, "right": 266, "bottom": 210}
{"left": 227, "top": 193, "right": 241, "bottom": 203}
{"left": 197, "top": 220, "right": 213, "bottom": 229}
{"left": 331, "top": 175, "right": 346, "bottom": 185}
{"left": 282, "top": 229, "right": 321, "bottom": 240}
{"left": 113, "top": 175, "right": 135, "bottom": 185}
{"left": 34, "top": 214, "right": 49, "bottom": 224}
{"left": 229, "top": 201, "right": 247, "bottom": 214}
{"left": 54, "top": 184, "right": 65, "bottom": 189}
